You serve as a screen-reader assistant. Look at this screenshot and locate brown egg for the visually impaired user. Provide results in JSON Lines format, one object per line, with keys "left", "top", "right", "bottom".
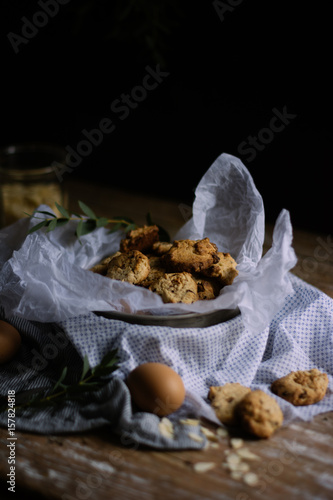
{"left": 126, "top": 362, "right": 186, "bottom": 417}
{"left": 0, "top": 320, "right": 21, "bottom": 365}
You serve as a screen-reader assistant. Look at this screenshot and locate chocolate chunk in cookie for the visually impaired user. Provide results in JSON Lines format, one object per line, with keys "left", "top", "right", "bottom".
{"left": 208, "top": 383, "right": 251, "bottom": 425}
{"left": 106, "top": 250, "right": 150, "bottom": 285}
{"left": 120, "top": 225, "right": 159, "bottom": 253}
{"left": 193, "top": 276, "right": 220, "bottom": 300}
{"left": 236, "top": 390, "right": 283, "bottom": 438}
{"left": 202, "top": 252, "right": 238, "bottom": 286}
{"left": 162, "top": 238, "right": 219, "bottom": 274}
{"left": 271, "top": 369, "right": 329, "bottom": 406}
{"left": 149, "top": 272, "right": 198, "bottom": 304}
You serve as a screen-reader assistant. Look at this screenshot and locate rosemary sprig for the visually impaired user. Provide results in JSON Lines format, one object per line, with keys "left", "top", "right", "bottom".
{"left": 26, "top": 201, "right": 136, "bottom": 239}
{"left": 2, "top": 349, "right": 119, "bottom": 413}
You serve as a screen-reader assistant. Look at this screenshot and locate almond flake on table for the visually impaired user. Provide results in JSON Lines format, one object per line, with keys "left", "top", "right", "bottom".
{"left": 230, "top": 438, "right": 244, "bottom": 449}
{"left": 193, "top": 462, "right": 216, "bottom": 473}
{"left": 236, "top": 447, "right": 260, "bottom": 460}
{"left": 243, "top": 472, "right": 260, "bottom": 486}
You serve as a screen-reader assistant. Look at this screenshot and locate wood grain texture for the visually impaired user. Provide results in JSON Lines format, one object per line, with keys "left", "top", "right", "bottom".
{"left": 1, "top": 413, "right": 333, "bottom": 500}
{"left": 0, "top": 178, "right": 332, "bottom": 499}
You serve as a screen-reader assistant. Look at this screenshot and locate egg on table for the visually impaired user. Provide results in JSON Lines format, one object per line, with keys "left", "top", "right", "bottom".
{"left": 126, "top": 362, "right": 186, "bottom": 417}
{"left": 0, "top": 320, "right": 22, "bottom": 365}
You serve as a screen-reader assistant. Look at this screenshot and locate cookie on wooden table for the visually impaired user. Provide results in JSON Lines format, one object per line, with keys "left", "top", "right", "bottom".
{"left": 271, "top": 369, "right": 329, "bottom": 406}
{"left": 236, "top": 390, "right": 283, "bottom": 438}
{"left": 208, "top": 383, "right": 251, "bottom": 425}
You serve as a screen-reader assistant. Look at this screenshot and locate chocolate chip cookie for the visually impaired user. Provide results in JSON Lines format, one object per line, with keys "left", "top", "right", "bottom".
{"left": 208, "top": 383, "right": 251, "bottom": 425}
{"left": 236, "top": 390, "right": 284, "bottom": 438}
{"left": 202, "top": 252, "right": 238, "bottom": 285}
{"left": 271, "top": 369, "right": 329, "bottom": 406}
{"left": 106, "top": 250, "right": 150, "bottom": 285}
{"left": 162, "top": 238, "right": 220, "bottom": 274}
{"left": 149, "top": 272, "right": 198, "bottom": 304}
{"left": 120, "top": 225, "right": 159, "bottom": 253}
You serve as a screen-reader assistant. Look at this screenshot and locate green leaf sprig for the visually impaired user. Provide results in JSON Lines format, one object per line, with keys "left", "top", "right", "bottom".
{"left": 2, "top": 349, "right": 119, "bottom": 413}
{"left": 27, "top": 201, "right": 136, "bottom": 240}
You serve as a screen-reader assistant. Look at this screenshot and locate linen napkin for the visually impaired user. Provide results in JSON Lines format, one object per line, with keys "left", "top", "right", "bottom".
{"left": 0, "top": 274, "right": 332, "bottom": 450}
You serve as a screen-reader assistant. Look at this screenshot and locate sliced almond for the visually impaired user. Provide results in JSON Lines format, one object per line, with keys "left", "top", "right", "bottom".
{"left": 230, "top": 438, "right": 244, "bottom": 449}
{"left": 193, "top": 462, "right": 216, "bottom": 473}
{"left": 200, "top": 426, "right": 219, "bottom": 442}
{"left": 236, "top": 447, "right": 260, "bottom": 461}
{"left": 188, "top": 432, "right": 204, "bottom": 443}
{"left": 158, "top": 417, "right": 174, "bottom": 439}
{"left": 180, "top": 418, "right": 200, "bottom": 426}
{"left": 243, "top": 472, "right": 260, "bottom": 486}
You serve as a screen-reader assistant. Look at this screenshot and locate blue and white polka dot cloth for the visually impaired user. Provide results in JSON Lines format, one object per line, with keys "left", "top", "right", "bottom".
{"left": 59, "top": 273, "right": 333, "bottom": 425}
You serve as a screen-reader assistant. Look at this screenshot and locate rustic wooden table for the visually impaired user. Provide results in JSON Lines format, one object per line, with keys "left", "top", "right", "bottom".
{"left": 1, "top": 178, "right": 332, "bottom": 500}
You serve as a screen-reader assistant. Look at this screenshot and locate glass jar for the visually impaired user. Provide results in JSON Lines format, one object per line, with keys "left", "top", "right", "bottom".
{"left": 0, "top": 143, "right": 68, "bottom": 227}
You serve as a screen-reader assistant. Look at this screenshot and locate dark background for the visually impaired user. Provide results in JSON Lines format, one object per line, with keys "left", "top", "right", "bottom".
{"left": 0, "top": 0, "right": 332, "bottom": 233}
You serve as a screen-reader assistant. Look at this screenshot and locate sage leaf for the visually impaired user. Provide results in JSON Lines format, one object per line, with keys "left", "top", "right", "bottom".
{"left": 46, "top": 218, "right": 58, "bottom": 232}
{"left": 52, "top": 366, "right": 68, "bottom": 392}
{"left": 96, "top": 217, "right": 109, "bottom": 227}
{"left": 76, "top": 219, "right": 84, "bottom": 239}
{"left": 109, "top": 222, "right": 123, "bottom": 233}
{"left": 55, "top": 218, "right": 70, "bottom": 228}
{"left": 78, "top": 201, "right": 96, "bottom": 219}
{"left": 80, "top": 355, "right": 91, "bottom": 381}
{"left": 55, "top": 202, "right": 70, "bottom": 219}
{"left": 27, "top": 220, "right": 48, "bottom": 234}
{"left": 124, "top": 223, "right": 136, "bottom": 233}
{"left": 34, "top": 210, "right": 57, "bottom": 218}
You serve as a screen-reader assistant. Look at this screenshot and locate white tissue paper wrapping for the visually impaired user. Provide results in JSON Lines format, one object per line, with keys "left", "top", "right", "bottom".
{"left": 0, "top": 153, "right": 297, "bottom": 334}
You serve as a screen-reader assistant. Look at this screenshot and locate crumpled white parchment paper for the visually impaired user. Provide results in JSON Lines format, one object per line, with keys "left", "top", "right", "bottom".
{"left": 0, "top": 153, "right": 297, "bottom": 333}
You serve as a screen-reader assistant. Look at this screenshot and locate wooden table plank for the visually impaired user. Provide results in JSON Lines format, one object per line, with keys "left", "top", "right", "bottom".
{"left": 1, "top": 412, "right": 333, "bottom": 500}
{"left": 0, "top": 177, "right": 332, "bottom": 499}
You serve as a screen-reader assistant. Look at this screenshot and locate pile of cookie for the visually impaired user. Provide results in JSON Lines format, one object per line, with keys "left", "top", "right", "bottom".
{"left": 208, "top": 368, "right": 329, "bottom": 439}
{"left": 90, "top": 225, "right": 238, "bottom": 304}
